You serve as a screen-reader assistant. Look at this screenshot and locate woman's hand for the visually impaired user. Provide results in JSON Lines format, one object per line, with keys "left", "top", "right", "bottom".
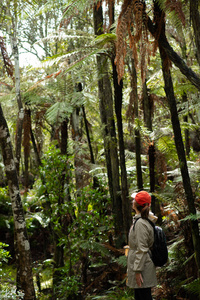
{"left": 135, "top": 272, "right": 143, "bottom": 287}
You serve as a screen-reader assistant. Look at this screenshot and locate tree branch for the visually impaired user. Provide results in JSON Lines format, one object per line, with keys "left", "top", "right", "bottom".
{"left": 147, "top": 16, "right": 200, "bottom": 91}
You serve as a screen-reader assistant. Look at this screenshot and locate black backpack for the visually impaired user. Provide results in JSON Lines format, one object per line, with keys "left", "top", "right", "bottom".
{"left": 133, "top": 217, "right": 168, "bottom": 267}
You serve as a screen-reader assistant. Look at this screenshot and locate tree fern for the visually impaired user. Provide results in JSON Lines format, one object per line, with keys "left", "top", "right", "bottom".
{"left": 180, "top": 213, "right": 200, "bottom": 222}
{"left": 156, "top": 0, "right": 186, "bottom": 28}
{"left": 73, "top": 240, "right": 111, "bottom": 257}
{"left": 183, "top": 278, "right": 200, "bottom": 298}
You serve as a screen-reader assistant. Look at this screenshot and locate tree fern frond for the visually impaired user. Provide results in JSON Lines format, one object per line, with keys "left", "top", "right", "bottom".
{"left": 45, "top": 101, "right": 73, "bottom": 124}
{"left": 183, "top": 278, "right": 200, "bottom": 297}
{"left": 0, "top": 36, "right": 14, "bottom": 82}
{"left": 93, "top": 33, "right": 116, "bottom": 47}
{"left": 156, "top": 0, "right": 185, "bottom": 27}
{"left": 35, "top": 0, "right": 66, "bottom": 17}
{"left": 36, "top": 30, "right": 93, "bottom": 46}
{"left": 180, "top": 213, "right": 200, "bottom": 222}
{"left": 73, "top": 240, "right": 110, "bottom": 257}
{"left": 61, "top": 0, "right": 100, "bottom": 26}
{"left": 28, "top": 45, "right": 107, "bottom": 91}
{"left": 115, "top": 255, "right": 127, "bottom": 267}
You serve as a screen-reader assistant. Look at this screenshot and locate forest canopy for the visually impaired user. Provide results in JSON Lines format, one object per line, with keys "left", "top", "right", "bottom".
{"left": 0, "top": 0, "right": 200, "bottom": 299}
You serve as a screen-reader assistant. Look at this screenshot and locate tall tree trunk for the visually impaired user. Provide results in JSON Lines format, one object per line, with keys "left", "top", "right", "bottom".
{"left": 82, "top": 105, "right": 99, "bottom": 189}
{"left": 142, "top": 80, "right": 152, "bottom": 131}
{"left": 30, "top": 127, "right": 42, "bottom": 167}
{"left": 9, "top": 15, "right": 24, "bottom": 176}
{"left": 183, "top": 93, "right": 190, "bottom": 158}
{"left": 71, "top": 106, "right": 84, "bottom": 191}
{"left": 112, "top": 59, "right": 132, "bottom": 243}
{"left": 23, "top": 108, "right": 31, "bottom": 190}
{"left": 93, "top": 2, "right": 124, "bottom": 247}
{"left": 0, "top": 104, "right": 36, "bottom": 300}
{"left": 142, "top": 80, "right": 158, "bottom": 214}
{"left": 190, "top": 0, "right": 200, "bottom": 66}
{"left": 53, "top": 118, "right": 68, "bottom": 288}
{"left": 148, "top": 143, "right": 156, "bottom": 213}
{"left": 131, "top": 59, "right": 143, "bottom": 190}
{"left": 155, "top": 1, "right": 200, "bottom": 272}
{"left": 109, "top": 0, "right": 131, "bottom": 243}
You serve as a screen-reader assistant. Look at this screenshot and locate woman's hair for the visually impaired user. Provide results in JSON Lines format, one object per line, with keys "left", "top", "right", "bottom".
{"left": 135, "top": 202, "right": 150, "bottom": 219}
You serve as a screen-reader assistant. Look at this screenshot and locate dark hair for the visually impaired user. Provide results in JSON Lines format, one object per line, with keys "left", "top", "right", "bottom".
{"left": 135, "top": 202, "right": 150, "bottom": 219}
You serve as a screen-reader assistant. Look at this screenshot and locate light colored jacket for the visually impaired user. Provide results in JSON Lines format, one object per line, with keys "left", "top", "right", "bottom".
{"left": 127, "top": 213, "right": 158, "bottom": 289}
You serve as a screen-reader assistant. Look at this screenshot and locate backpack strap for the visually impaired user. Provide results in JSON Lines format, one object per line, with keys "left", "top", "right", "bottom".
{"left": 133, "top": 217, "right": 155, "bottom": 232}
{"left": 145, "top": 218, "right": 156, "bottom": 232}
{"left": 132, "top": 217, "right": 141, "bottom": 230}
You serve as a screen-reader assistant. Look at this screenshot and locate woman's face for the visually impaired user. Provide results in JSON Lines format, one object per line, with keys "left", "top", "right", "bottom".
{"left": 132, "top": 199, "right": 137, "bottom": 211}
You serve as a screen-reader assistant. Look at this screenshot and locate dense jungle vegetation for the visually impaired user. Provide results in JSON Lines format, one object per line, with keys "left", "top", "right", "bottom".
{"left": 0, "top": 0, "right": 200, "bottom": 299}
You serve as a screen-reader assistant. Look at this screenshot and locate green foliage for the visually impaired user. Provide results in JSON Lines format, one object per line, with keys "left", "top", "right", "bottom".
{"left": 115, "top": 255, "right": 127, "bottom": 268}
{"left": 0, "top": 242, "right": 10, "bottom": 268}
{"left": 180, "top": 212, "right": 200, "bottom": 222}
{"left": 0, "top": 187, "right": 11, "bottom": 214}
{"left": 0, "top": 244, "right": 22, "bottom": 300}
{"left": 0, "top": 287, "right": 24, "bottom": 300}
{"left": 86, "top": 286, "right": 134, "bottom": 300}
{"left": 183, "top": 278, "right": 200, "bottom": 298}
{"left": 54, "top": 275, "right": 81, "bottom": 300}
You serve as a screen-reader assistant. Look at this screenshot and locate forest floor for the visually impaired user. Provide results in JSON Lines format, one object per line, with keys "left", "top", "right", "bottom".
{"left": 1, "top": 203, "right": 199, "bottom": 300}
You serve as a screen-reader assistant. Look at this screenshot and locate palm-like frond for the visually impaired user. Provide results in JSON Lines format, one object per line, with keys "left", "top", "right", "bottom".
{"left": 156, "top": 0, "right": 186, "bottom": 28}
{"left": 73, "top": 239, "right": 110, "bottom": 257}
{"left": 183, "top": 278, "right": 200, "bottom": 297}
{"left": 0, "top": 37, "right": 14, "bottom": 82}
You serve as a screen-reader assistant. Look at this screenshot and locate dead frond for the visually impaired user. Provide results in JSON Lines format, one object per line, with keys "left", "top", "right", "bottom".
{"left": 0, "top": 36, "right": 15, "bottom": 82}
{"left": 115, "top": 0, "right": 149, "bottom": 83}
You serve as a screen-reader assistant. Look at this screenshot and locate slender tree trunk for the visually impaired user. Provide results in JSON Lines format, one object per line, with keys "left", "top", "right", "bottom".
{"left": 190, "top": 0, "right": 200, "bottom": 66}
{"left": 142, "top": 80, "right": 152, "bottom": 131}
{"left": 155, "top": 1, "right": 200, "bottom": 272}
{"left": 53, "top": 118, "right": 68, "bottom": 288}
{"left": 82, "top": 105, "right": 99, "bottom": 189}
{"left": 61, "top": 118, "right": 68, "bottom": 155}
{"left": 131, "top": 59, "right": 143, "bottom": 190}
{"left": 0, "top": 104, "right": 36, "bottom": 299}
{"left": 23, "top": 108, "right": 31, "bottom": 190}
{"left": 112, "top": 59, "right": 132, "bottom": 243}
{"left": 182, "top": 93, "right": 190, "bottom": 158}
{"left": 30, "top": 127, "right": 42, "bottom": 167}
{"left": 71, "top": 106, "right": 84, "bottom": 191}
{"left": 93, "top": 2, "right": 124, "bottom": 247}
{"left": 142, "top": 80, "right": 159, "bottom": 214}
{"left": 109, "top": 0, "right": 131, "bottom": 243}
{"left": 10, "top": 17, "right": 24, "bottom": 176}
{"left": 148, "top": 143, "right": 156, "bottom": 213}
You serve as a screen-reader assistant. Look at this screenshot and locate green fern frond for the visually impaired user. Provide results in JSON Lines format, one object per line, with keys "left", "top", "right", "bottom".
{"left": 36, "top": 30, "right": 93, "bottom": 48}
{"left": 74, "top": 240, "right": 110, "bottom": 257}
{"left": 45, "top": 101, "right": 73, "bottom": 123}
{"left": 35, "top": 0, "right": 66, "bottom": 17}
{"left": 156, "top": 0, "right": 186, "bottom": 28}
{"left": 115, "top": 255, "right": 127, "bottom": 267}
{"left": 93, "top": 33, "right": 116, "bottom": 47}
{"left": 61, "top": 0, "right": 100, "bottom": 22}
{"left": 183, "top": 278, "right": 200, "bottom": 297}
{"left": 180, "top": 213, "right": 200, "bottom": 222}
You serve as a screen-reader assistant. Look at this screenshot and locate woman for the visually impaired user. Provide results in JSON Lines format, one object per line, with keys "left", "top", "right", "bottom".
{"left": 127, "top": 190, "right": 157, "bottom": 300}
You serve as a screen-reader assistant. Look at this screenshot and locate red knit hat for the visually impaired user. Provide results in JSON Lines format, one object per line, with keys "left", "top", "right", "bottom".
{"left": 131, "top": 191, "right": 151, "bottom": 207}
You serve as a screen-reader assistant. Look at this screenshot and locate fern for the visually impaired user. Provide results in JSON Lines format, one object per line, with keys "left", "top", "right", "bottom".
{"left": 183, "top": 278, "right": 200, "bottom": 297}
{"left": 73, "top": 240, "right": 110, "bottom": 257}
{"left": 180, "top": 213, "right": 200, "bottom": 222}
{"left": 0, "top": 36, "right": 14, "bottom": 82}
{"left": 115, "top": 255, "right": 127, "bottom": 267}
{"left": 61, "top": 0, "right": 101, "bottom": 25}
{"left": 45, "top": 101, "right": 73, "bottom": 123}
